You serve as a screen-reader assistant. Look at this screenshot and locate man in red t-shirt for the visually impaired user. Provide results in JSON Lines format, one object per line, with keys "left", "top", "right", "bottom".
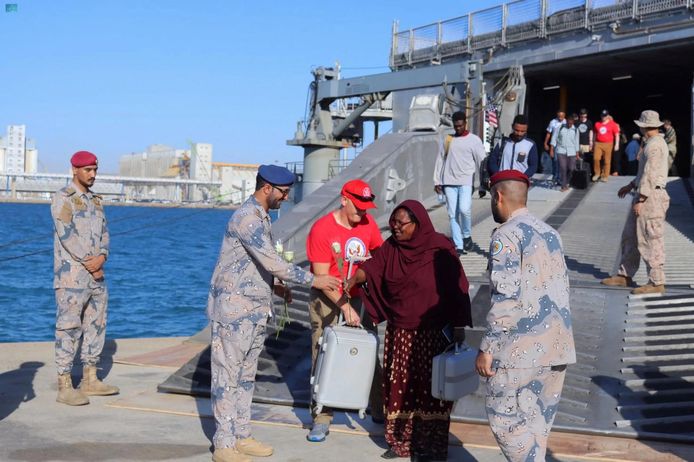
{"left": 305, "top": 179, "right": 384, "bottom": 442}
{"left": 593, "top": 109, "right": 620, "bottom": 182}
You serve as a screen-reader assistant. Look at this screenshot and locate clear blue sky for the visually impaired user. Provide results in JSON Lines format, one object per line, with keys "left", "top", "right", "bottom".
{"left": 1, "top": 0, "right": 499, "bottom": 174}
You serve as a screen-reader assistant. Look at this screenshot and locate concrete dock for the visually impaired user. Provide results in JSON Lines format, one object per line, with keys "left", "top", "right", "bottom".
{"left": 3, "top": 177, "right": 694, "bottom": 461}
{"left": 1, "top": 337, "right": 693, "bottom": 462}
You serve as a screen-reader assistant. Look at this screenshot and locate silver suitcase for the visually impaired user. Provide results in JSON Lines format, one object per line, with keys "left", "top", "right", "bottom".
{"left": 431, "top": 343, "right": 479, "bottom": 401}
{"left": 310, "top": 323, "right": 378, "bottom": 419}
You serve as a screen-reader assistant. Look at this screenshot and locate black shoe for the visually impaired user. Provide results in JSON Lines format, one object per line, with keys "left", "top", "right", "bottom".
{"left": 371, "top": 415, "right": 385, "bottom": 424}
{"left": 381, "top": 449, "right": 407, "bottom": 459}
{"left": 456, "top": 248, "right": 466, "bottom": 257}
{"left": 463, "top": 237, "right": 473, "bottom": 251}
{"left": 478, "top": 190, "right": 486, "bottom": 198}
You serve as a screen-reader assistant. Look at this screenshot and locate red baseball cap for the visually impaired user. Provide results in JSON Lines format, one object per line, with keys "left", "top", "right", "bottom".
{"left": 341, "top": 179, "right": 376, "bottom": 209}
{"left": 71, "top": 151, "right": 98, "bottom": 168}
{"left": 489, "top": 170, "right": 530, "bottom": 188}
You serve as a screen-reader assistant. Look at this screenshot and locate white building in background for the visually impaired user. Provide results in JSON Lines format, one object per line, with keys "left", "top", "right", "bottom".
{"left": 1, "top": 125, "right": 39, "bottom": 174}
{"left": 212, "top": 163, "right": 258, "bottom": 204}
{"left": 117, "top": 141, "right": 258, "bottom": 204}
{"left": 190, "top": 143, "right": 212, "bottom": 181}
{"left": 119, "top": 144, "right": 188, "bottom": 178}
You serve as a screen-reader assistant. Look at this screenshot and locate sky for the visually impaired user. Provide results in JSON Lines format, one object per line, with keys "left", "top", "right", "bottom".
{"left": 1, "top": 0, "right": 500, "bottom": 174}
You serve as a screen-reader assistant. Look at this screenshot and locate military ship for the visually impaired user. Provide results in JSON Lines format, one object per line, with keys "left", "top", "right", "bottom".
{"left": 161, "top": 0, "right": 694, "bottom": 445}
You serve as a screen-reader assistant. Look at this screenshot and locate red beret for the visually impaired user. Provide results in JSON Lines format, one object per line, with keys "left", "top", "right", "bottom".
{"left": 489, "top": 170, "right": 530, "bottom": 188}
{"left": 71, "top": 151, "right": 98, "bottom": 168}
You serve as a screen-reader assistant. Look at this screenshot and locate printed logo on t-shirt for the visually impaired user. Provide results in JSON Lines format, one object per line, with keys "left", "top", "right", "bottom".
{"left": 598, "top": 125, "right": 608, "bottom": 135}
{"left": 578, "top": 123, "right": 588, "bottom": 133}
{"left": 344, "top": 237, "right": 367, "bottom": 260}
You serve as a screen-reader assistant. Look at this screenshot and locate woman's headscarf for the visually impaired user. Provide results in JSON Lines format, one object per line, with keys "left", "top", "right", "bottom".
{"left": 360, "top": 200, "right": 472, "bottom": 329}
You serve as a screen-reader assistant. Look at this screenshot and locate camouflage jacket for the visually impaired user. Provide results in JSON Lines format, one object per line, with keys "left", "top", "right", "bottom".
{"left": 207, "top": 195, "right": 314, "bottom": 324}
{"left": 51, "top": 182, "right": 109, "bottom": 289}
{"left": 481, "top": 208, "right": 576, "bottom": 368}
{"left": 635, "top": 134, "right": 668, "bottom": 199}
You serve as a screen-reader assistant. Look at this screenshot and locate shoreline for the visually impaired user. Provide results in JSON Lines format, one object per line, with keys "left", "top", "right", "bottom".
{"left": 0, "top": 197, "right": 239, "bottom": 210}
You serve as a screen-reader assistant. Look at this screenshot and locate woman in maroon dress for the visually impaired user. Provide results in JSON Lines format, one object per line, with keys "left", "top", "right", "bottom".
{"left": 347, "top": 200, "right": 472, "bottom": 461}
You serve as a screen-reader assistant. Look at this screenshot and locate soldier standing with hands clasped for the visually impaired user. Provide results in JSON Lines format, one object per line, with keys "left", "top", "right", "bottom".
{"left": 476, "top": 170, "right": 576, "bottom": 462}
{"left": 52, "top": 150, "right": 119, "bottom": 406}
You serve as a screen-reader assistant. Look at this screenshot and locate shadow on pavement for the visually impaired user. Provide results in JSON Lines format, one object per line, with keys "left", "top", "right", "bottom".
{"left": 0, "top": 361, "right": 44, "bottom": 421}
{"left": 564, "top": 255, "right": 611, "bottom": 280}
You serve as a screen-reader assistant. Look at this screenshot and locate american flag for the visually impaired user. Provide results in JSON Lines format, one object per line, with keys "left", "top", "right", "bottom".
{"left": 485, "top": 103, "right": 499, "bottom": 128}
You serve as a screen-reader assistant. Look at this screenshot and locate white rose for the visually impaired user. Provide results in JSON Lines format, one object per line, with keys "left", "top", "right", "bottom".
{"left": 275, "top": 240, "right": 284, "bottom": 254}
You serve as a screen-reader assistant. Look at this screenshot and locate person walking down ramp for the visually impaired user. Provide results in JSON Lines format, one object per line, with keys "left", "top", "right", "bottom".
{"left": 434, "top": 111, "right": 486, "bottom": 255}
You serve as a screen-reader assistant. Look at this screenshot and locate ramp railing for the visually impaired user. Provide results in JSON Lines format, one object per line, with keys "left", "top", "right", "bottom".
{"left": 391, "top": 0, "right": 693, "bottom": 67}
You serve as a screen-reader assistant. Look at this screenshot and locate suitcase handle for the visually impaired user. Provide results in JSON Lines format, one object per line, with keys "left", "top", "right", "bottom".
{"left": 443, "top": 342, "right": 472, "bottom": 355}
{"left": 337, "top": 255, "right": 371, "bottom": 328}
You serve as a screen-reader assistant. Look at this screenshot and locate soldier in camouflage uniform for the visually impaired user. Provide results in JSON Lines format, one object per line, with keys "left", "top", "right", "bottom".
{"left": 602, "top": 110, "right": 671, "bottom": 295}
{"left": 207, "top": 165, "right": 340, "bottom": 462}
{"left": 51, "top": 151, "right": 119, "bottom": 407}
{"left": 476, "top": 170, "right": 576, "bottom": 462}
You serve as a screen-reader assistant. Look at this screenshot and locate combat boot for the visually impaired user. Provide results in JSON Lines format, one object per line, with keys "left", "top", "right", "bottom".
{"left": 631, "top": 283, "right": 665, "bottom": 295}
{"left": 601, "top": 275, "right": 633, "bottom": 287}
{"left": 236, "top": 437, "right": 273, "bottom": 457}
{"left": 212, "top": 448, "right": 251, "bottom": 462}
{"left": 57, "top": 373, "right": 89, "bottom": 406}
{"left": 79, "top": 365, "right": 120, "bottom": 396}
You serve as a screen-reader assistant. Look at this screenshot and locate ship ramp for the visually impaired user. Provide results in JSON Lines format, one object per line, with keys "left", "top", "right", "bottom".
{"left": 159, "top": 132, "right": 694, "bottom": 442}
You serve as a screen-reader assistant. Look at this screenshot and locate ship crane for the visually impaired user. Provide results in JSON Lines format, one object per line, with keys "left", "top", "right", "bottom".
{"left": 287, "top": 60, "right": 484, "bottom": 198}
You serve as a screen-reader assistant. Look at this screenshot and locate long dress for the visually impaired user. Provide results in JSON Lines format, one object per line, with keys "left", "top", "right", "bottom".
{"left": 383, "top": 325, "right": 453, "bottom": 459}
{"left": 359, "top": 200, "right": 472, "bottom": 460}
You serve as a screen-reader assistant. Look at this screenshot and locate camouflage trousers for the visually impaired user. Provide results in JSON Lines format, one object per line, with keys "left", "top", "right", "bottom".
{"left": 485, "top": 365, "right": 567, "bottom": 462}
{"left": 55, "top": 286, "right": 108, "bottom": 375}
{"left": 618, "top": 190, "right": 670, "bottom": 285}
{"left": 308, "top": 291, "right": 384, "bottom": 424}
{"left": 210, "top": 318, "right": 267, "bottom": 449}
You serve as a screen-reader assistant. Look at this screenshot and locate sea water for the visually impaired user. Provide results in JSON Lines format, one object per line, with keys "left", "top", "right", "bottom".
{"left": 0, "top": 202, "right": 237, "bottom": 342}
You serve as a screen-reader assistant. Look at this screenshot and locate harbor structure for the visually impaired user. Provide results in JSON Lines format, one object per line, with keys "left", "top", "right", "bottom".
{"left": 211, "top": 162, "right": 258, "bottom": 204}
{"left": 118, "top": 143, "right": 257, "bottom": 204}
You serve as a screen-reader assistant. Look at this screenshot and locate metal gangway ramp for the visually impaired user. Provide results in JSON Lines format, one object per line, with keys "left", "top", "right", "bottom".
{"left": 160, "top": 125, "right": 694, "bottom": 442}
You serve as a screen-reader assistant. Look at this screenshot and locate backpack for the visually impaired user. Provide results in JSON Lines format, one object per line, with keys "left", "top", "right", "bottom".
{"left": 444, "top": 134, "right": 454, "bottom": 157}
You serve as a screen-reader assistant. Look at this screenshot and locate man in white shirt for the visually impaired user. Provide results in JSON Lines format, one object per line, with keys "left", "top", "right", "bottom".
{"left": 434, "top": 111, "right": 486, "bottom": 254}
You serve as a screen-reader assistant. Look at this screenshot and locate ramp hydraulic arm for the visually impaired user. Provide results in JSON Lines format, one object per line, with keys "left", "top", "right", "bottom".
{"left": 288, "top": 60, "right": 482, "bottom": 198}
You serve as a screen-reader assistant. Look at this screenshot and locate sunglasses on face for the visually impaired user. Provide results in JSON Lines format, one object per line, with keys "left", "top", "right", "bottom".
{"left": 271, "top": 185, "right": 290, "bottom": 197}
